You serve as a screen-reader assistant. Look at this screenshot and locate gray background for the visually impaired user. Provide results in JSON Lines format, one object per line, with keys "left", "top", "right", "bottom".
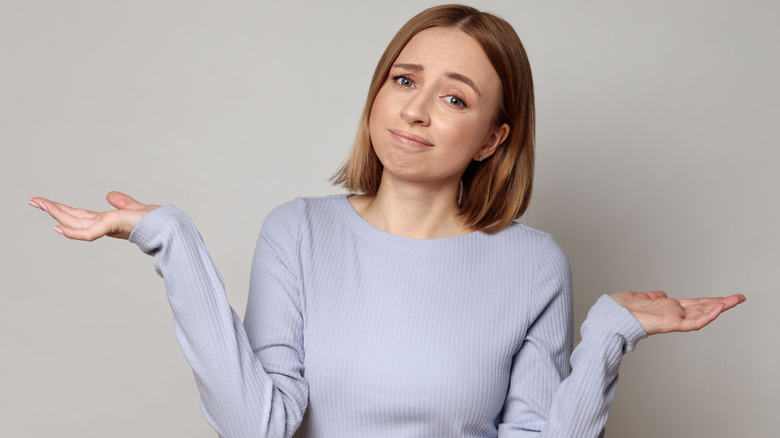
{"left": 2, "top": 0, "right": 777, "bottom": 436}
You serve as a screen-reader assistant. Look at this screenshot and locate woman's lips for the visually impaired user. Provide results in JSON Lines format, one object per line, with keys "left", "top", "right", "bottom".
{"left": 388, "top": 129, "right": 434, "bottom": 148}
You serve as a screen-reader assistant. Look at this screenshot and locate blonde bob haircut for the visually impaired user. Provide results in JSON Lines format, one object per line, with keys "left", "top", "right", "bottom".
{"left": 331, "top": 4, "right": 535, "bottom": 233}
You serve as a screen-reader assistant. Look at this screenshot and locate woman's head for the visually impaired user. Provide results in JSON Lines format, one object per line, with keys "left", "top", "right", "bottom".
{"left": 332, "top": 4, "right": 535, "bottom": 233}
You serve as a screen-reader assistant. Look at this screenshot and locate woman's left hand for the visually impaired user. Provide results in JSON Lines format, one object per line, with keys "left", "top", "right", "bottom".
{"left": 610, "top": 291, "right": 746, "bottom": 335}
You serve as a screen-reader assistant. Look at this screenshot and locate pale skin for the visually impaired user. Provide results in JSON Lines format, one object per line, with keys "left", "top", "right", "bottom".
{"left": 30, "top": 27, "right": 744, "bottom": 339}
{"left": 353, "top": 28, "right": 509, "bottom": 239}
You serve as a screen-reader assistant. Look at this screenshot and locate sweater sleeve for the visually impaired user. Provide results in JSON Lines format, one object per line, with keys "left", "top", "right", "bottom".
{"left": 498, "top": 235, "right": 647, "bottom": 438}
{"left": 128, "top": 204, "right": 307, "bottom": 438}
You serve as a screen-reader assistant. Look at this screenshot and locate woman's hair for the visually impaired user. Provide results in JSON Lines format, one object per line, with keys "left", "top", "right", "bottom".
{"left": 331, "top": 4, "right": 535, "bottom": 233}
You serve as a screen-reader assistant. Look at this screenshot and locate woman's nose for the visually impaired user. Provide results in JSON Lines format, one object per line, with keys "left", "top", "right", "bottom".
{"left": 400, "top": 91, "right": 431, "bottom": 126}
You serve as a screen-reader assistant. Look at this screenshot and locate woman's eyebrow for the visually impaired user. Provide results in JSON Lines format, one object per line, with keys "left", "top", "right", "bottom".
{"left": 392, "top": 63, "right": 481, "bottom": 97}
{"left": 393, "top": 63, "right": 424, "bottom": 72}
{"left": 446, "top": 72, "right": 481, "bottom": 97}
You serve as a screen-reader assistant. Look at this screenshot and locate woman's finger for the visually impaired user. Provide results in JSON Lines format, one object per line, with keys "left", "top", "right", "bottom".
{"left": 642, "top": 290, "right": 668, "bottom": 300}
{"left": 29, "top": 197, "right": 51, "bottom": 211}
{"left": 106, "top": 191, "right": 147, "bottom": 210}
{"left": 38, "top": 200, "right": 85, "bottom": 228}
{"left": 679, "top": 295, "right": 745, "bottom": 312}
{"left": 56, "top": 219, "right": 112, "bottom": 242}
{"left": 49, "top": 201, "right": 98, "bottom": 219}
{"left": 722, "top": 294, "right": 747, "bottom": 310}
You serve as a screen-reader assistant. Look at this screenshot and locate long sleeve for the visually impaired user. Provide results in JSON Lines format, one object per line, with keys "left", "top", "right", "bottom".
{"left": 129, "top": 205, "right": 307, "bottom": 438}
{"left": 127, "top": 195, "right": 645, "bottom": 437}
{"left": 499, "top": 236, "right": 647, "bottom": 437}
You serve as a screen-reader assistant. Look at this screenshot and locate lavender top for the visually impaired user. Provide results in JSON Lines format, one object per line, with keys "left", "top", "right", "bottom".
{"left": 129, "top": 195, "right": 646, "bottom": 438}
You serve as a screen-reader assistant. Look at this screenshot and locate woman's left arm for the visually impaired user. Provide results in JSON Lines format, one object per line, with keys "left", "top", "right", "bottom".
{"left": 498, "top": 236, "right": 744, "bottom": 438}
{"left": 610, "top": 290, "right": 745, "bottom": 335}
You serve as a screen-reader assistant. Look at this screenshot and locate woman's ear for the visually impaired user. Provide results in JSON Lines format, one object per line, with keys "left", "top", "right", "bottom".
{"left": 474, "top": 123, "right": 510, "bottom": 161}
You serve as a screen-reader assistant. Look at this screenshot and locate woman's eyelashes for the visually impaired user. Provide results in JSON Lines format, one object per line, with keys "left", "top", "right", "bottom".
{"left": 390, "top": 74, "right": 470, "bottom": 108}
{"left": 392, "top": 74, "right": 415, "bottom": 88}
{"left": 443, "top": 94, "right": 467, "bottom": 108}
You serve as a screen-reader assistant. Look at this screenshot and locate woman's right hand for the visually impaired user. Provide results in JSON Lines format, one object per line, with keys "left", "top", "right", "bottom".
{"left": 29, "top": 191, "right": 160, "bottom": 241}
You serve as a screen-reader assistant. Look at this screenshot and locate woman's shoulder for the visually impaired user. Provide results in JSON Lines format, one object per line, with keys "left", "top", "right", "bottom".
{"left": 261, "top": 194, "right": 348, "bottom": 234}
{"left": 491, "top": 220, "right": 558, "bottom": 249}
{"left": 267, "top": 194, "right": 346, "bottom": 218}
{"left": 492, "top": 221, "right": 570, "bottom": 270}
{"left": 498, "top": 220, "right": 548, "bottom": 239}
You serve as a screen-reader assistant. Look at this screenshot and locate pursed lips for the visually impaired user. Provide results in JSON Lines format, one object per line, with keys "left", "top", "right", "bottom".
{"left": 388, "top": 129, "right": 434, "bottom": 148}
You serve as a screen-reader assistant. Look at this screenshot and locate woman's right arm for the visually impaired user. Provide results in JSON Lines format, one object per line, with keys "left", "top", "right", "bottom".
{"left": 30, "top": 192, "right": 308, "bottom": 438}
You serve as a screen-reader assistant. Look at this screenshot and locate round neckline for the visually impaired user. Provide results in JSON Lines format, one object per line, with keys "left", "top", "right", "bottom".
{"left": 336, "top": 194, "right": 487, "bottom": 250}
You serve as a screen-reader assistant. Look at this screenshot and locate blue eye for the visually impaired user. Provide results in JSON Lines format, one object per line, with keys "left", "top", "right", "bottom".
{"left": 394, "top": 75, "right": 414, "bottom": 88}
{"left": 445, "top": 96, "right": 466, "bottom": 107}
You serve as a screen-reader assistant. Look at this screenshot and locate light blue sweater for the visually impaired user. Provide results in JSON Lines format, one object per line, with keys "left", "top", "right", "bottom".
{"left": 128, "top": 195, "right": 646, "bottom": 438}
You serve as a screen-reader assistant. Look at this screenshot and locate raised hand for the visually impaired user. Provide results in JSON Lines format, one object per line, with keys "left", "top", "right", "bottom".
{"left": 29, "top": 191, "right": 159, "bottom": 241}
{"left": 610, "top": 290, "right": 746, "bottom": 335}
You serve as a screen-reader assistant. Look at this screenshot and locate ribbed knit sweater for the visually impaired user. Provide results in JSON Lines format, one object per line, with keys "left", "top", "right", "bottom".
{"left": 128, "top": 195, "right": 647, "bottom": 438}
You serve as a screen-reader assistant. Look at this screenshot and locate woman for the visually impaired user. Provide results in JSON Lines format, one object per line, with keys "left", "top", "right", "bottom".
{"left": 29, "top": 5, "right": 744, "bottom": 438}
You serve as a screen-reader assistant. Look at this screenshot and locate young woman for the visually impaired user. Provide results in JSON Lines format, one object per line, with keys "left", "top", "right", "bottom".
{"left": 29, "top": 5, "right": 744, "bottom": 438}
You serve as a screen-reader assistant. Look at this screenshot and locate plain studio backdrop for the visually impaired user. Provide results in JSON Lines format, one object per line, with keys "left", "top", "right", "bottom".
{"left": 1, "top": 1, "right": 777, "bottom": 437}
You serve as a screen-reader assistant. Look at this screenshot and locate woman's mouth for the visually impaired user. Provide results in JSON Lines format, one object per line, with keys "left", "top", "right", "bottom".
{"left": 388, "top": 129, "right": 434, "bottom": 148}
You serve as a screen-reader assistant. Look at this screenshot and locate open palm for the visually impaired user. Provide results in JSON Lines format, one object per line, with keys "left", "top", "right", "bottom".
{"left": 29, "top": 191, "right": 158, "bottom": 241}
{"left": 610, "top": 290, "right": 746, "bottom": 335}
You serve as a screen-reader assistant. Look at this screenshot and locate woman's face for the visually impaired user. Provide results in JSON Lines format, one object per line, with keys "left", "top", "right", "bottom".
{"left": 369, "top": 27, "right": 509, "bottom": 189}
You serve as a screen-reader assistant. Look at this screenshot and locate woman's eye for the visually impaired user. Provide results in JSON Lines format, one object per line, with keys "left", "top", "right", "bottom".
{"left": 395, "top": 76, "right": 414, "bottom": 88}
{"left": 445, "top": 96, "right": 466, "bottom": 107}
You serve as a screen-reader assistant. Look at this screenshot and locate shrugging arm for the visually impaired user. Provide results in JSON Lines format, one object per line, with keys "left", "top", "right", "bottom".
{"left": 130, "top": 205, "right": 307, "bottom": 438}
{"left": 498, "top": 236, "right": 647, "bottom": 437}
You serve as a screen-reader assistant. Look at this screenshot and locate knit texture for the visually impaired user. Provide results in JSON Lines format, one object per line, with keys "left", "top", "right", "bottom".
{"left": 129, "top": 195, "right": 646, "bottom": 438}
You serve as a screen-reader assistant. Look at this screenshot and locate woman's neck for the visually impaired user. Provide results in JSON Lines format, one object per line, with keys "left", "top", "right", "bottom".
{"left": 348, "top": 176, "right": 472, "bottom": 240}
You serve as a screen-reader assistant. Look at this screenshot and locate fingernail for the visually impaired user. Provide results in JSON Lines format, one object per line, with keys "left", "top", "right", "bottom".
{"left": 40, "top": 202, "right": 48, "bottom": 212}
{"left": 53, "top": 227, "right": 64, "bottom": 235}
{"left": 28, "top": 200, "right": 41, "bottom": 209}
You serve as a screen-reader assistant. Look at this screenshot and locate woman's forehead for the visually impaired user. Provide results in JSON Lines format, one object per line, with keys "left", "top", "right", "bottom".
{"left": 395, "top": 27, "right": 497, "bottom": 81}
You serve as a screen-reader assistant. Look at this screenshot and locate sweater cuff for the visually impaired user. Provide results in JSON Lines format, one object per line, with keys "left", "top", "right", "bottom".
{"left": 587, "top": 295, "right": 648, "bottom": 353}
{"left": 128, "top": 204, "right": 186, "bottom": 254}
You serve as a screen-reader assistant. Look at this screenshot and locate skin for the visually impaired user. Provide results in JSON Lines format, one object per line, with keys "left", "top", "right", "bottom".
{"left": 611, "top": 290, "right": 744, "bottom": 335}
{"left": 29, "top": 191, "right": 157, "bottom": 241}
{"left": 29, "top": 27, "right": 744, "bottom": 339}
{"left": 352, "top": 27, "right": 509, "bottom": 239}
